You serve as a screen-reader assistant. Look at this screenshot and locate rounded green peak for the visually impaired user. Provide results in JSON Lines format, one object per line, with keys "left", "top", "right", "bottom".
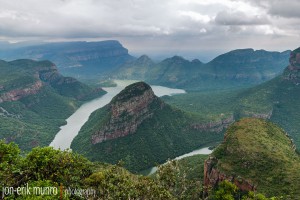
{"left": 211, "top": 118, "right": 300, "bottom": 196}
{"left": 111, "top": 81, "right": 154, "bottom": 103}
{"left": 214, "top": 118, "right": 295, "bottom": 159}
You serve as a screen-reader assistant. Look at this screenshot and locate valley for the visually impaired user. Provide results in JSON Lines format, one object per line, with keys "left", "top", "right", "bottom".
{"left": 1, "top": 41, "right": 300, "bottom": 199}
{"left": 50, "top": 80, "right": 186, "bottom": 150}
{"left": 2, "top": 0, "right": 300, "bottom": 198}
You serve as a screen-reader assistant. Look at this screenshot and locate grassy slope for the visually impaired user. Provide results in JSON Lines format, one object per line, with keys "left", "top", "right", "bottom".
{"left": 212, "top": 118, "right": 300, "bottom": 197}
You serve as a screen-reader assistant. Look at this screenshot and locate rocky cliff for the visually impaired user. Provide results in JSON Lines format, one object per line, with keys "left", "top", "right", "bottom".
{"left": 204, "top": 156, "right": 256, "bottom": 193}
{"left": 0, "top": 80, "right": 43, "bottom": 103}
{"left": 92, "top": 82, "right": 164, "bottom": 144}
{"left": 191, "top": 115, "right": 235, "bottom": 132}
{"left": 283, "top": 47, "right": 300, "bottom": 84}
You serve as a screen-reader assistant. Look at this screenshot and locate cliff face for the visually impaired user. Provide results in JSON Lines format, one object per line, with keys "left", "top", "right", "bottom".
{"left": 191, "top": 115, "right": 234, "bottom": 132}
{"left": 283, "top": 48, "right": 300, "bottom": 84}
{"left": 0, "top": 80, "right": 43, "bottom": 103}
{"left": 204, "top": 157, "right": 256, "bottom": 192}
{"left": 91, "top": 82, "right": 164, "bottom": 144}
{"left": 0, "top": 60, "right": 103, "bottom": 102}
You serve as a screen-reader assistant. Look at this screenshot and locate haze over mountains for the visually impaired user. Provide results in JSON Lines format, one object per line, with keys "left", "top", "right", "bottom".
{"left": 0, "top": 40, "right": 134, "bottom": 78}
{"left": 0, "top": 40, "right": 290, "bottom": 91}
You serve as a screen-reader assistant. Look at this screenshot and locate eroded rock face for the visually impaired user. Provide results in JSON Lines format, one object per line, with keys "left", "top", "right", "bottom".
{"left": 91, "top": 82, "right": 164, "bottom": 144}
{"left": 0, "top": 80, "right": 43, "bottom": 103}
{"left": 191, "top": 115, "right": 234, "bottom": 132}
{"left": 204, "top": 156, "right": 256, "bottom": 193}
{"left": 283, "top": 48, "right": 300, "bottom": 84}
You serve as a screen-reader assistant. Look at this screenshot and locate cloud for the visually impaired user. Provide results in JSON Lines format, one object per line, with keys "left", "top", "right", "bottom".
{"left": 0, "top": 0, "right": 298, "bottom": 57}
{"left": 268, "top": 0, "right": 300, "bottom": 18}
{"left": 215, "top": 11, "right": 269, "bottom": 25}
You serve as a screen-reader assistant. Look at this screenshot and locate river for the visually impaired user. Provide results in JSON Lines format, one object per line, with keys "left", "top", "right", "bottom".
{"left": 147, "top": 147, "right": 212, "bottom": 175}
{"left": 50, "top": 80, "right": 186, "bottom": 150}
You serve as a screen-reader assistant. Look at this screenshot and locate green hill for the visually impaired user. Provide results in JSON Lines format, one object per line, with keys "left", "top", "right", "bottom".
{"left": 0, "top": 59, "right": 105, "bottom": 150}
{"left": 206, "top": 118, "right": 300, "bottom": 198}
{"left": 71, "top": 82, "right": 223, "bottom": 172}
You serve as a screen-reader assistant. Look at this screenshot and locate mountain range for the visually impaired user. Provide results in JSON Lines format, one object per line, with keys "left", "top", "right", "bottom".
{"left": 0, "top": 40, "right": 290, "bottom": 91}
{"left": 114, "top": 48, "right": 290, "bottom": 90}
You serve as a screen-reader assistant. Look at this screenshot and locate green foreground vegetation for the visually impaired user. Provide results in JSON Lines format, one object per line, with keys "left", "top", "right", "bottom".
{"left": 1, "top": 140, "right": 274, "bottom": 199}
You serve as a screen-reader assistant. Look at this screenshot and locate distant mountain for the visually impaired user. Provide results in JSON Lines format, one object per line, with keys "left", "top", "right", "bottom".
{"left": 0, "top": 59, "right": 105, "bottom": 150}
{"left": 114, "top": 49, "right": 290, "bottom": 91}
{"left": 0, "top": 40, "right": 134, "bottom": 78}
{"left": 205, "top": 118, "right": 300, "bottom": 198}
{"left": 71, "top": 82, "right": 226, "bottom": 172}
{"left": 113, "top": 55, "right": 155, "bottom": 80}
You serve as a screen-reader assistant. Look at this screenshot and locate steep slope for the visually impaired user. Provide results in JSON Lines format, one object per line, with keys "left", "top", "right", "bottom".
{"left": 205, "top": 118, "right": 300, "bottom": 198}
{"left": 71, "top": 82, "right": 224, "bottom": 172}
{"left": 0, "top": 40, "right": 134, "bottom": 78}
{"left": 0, "top": 59, "right": 105, "bottom": 150}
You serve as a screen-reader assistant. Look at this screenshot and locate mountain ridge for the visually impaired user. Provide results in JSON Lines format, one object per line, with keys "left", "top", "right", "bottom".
{"left": 113, "top": 48, "right": 290, "bottom": 90}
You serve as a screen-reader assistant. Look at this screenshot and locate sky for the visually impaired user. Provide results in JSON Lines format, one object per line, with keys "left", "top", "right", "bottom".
{"left": 0, "top": 0, "right": 300, "bottom": 61}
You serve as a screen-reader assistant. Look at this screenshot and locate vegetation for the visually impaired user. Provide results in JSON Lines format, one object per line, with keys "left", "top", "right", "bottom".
{"left": 212, "top": 118, "right": 300, "bottom": 198}
{"left": 0, "top": 140, "right": 176, "bottom": 199}
{"left": 0, "top": 59, "right": 105, "bottom": 150}
{"left": 72, "top": 98, "right": 223, "bottom": 172}
{"left": 72, "top": 82, "right": 224, "bottom": 172}
{"left": 113, "top": 49, "right": 289, "bottom": 91}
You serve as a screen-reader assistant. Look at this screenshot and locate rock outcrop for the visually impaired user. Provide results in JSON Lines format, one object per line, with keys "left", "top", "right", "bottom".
{"left": 204, "top": 156, "right": 256, "bottom": 193}
{"left": 91, "top": 82, "right": 164, "bottom": 144}
{"left": 283, "top": 48, "right": 300, "bottom": 84}
{"left": 191, "top": 115, "right": 234, "bottom": 132}
{"left": 0, "top": 80, "right": 43, "bottom": 103}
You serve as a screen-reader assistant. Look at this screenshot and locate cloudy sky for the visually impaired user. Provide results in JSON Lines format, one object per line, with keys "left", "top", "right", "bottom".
{"left": 0, "top": 0, "right": 300, "bottom": 61}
